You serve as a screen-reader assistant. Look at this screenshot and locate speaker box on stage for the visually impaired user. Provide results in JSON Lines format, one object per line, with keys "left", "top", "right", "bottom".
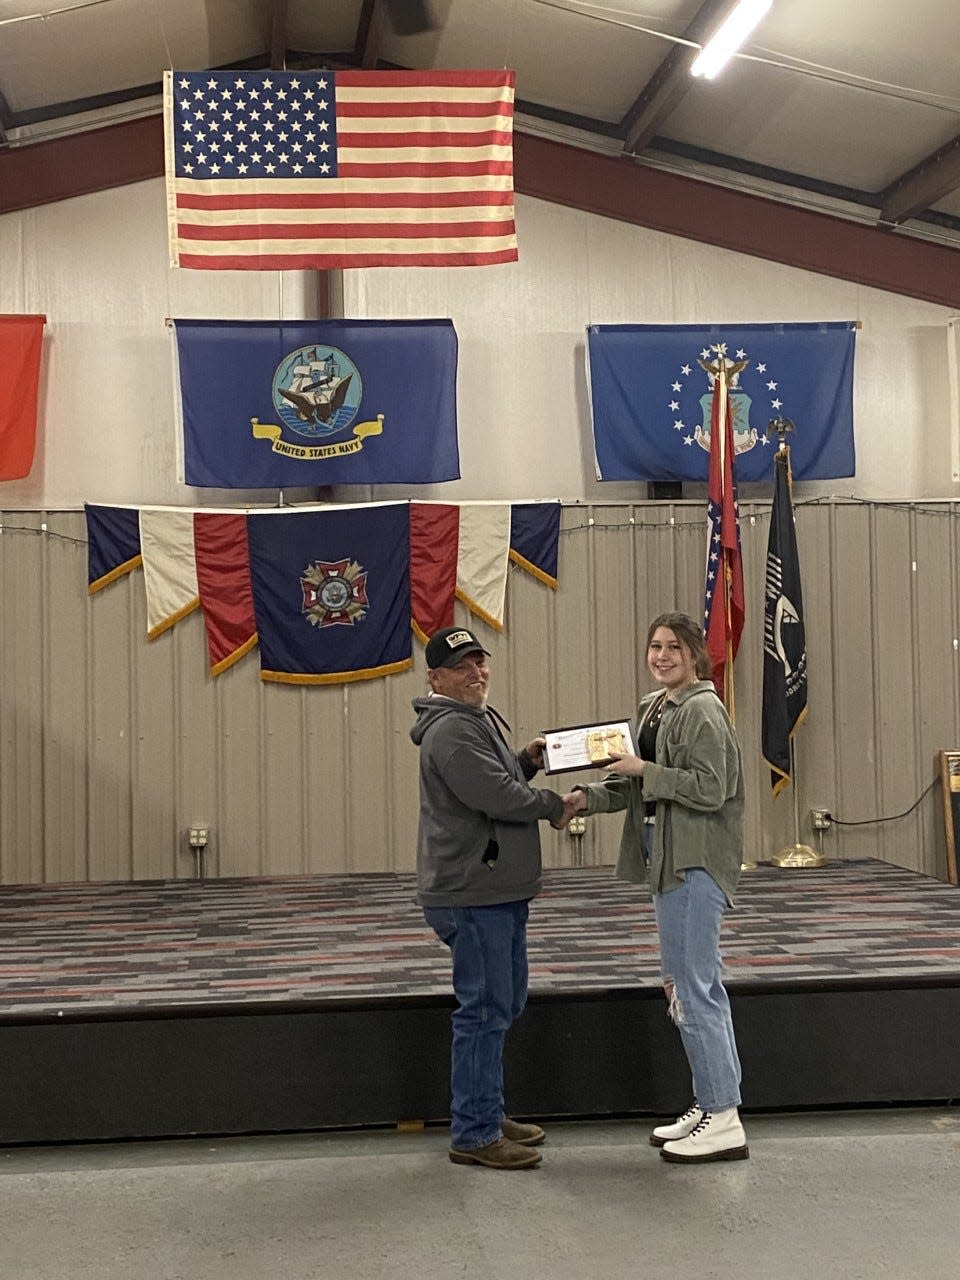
{"left": 647, "top": 481, "right": 683, "bottom": 499}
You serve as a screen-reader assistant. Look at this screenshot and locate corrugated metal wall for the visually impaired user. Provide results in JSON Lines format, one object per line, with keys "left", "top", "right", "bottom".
{"left": 1, "top": 499, "right": 957, "bottom": 886}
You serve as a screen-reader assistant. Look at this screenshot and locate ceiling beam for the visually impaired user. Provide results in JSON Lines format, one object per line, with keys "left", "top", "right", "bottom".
{"left": 0, "top": 87, "right": 11, "bottom": 150}
{"left": 0, "top": 116, "right": 163, "bottom": 212}
{"left": 622, "top": 0, "right": 741, "bottom": 157}
{"left": 2, "top": 114, "right": 960, "bottom": 308}
{"left": 356, "top": 0, "right": 386, "bottom": 69}
{"left": 269, "top": 0, "right": 288, "bottom": 69}
{"left": 879, "top": 133, "right": 960, "bottom": 226}
{"left": 514, "top": 132, "right": 960, "bottom": 310}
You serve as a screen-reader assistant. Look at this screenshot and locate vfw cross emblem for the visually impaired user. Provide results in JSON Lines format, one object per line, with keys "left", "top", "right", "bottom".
{"left": 301, "top": 559, "right": 368, "bottom": 628}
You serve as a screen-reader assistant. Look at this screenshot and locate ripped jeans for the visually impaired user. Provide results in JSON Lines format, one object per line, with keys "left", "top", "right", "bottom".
{"left": 652, "top": 867, "right": 742, "bottom": 1113}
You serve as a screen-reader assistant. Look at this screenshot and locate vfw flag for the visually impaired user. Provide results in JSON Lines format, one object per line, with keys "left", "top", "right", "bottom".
{"left": 163, "top": 69, "right": 517, "bottom": 270}
{"left": 587, "top": 321, "right": 856, "bottom": 482}
{"left": 246, "top": 503, "right": 411, "bottom": 684}
{"left": 175, "top": 319, "right": 459, "bottom": 489}
{"left": 762, "top": 447, "right": 808, "bottom": 794}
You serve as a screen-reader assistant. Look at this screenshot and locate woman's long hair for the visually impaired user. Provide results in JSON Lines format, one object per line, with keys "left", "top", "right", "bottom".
{"left": 646, "top": 611, "right": 713, "bottom": 680}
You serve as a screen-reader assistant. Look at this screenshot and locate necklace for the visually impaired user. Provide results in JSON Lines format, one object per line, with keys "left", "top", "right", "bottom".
{"left": 646, "top": 691, "right": 667, "bottom": 729}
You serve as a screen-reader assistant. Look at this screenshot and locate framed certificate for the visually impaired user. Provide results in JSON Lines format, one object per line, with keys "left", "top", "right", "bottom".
{"left": 542, "top": 719, "right": 637, "bottom": 775}
{"left": 938, "top": 750, "right": 960, "bottom": 885}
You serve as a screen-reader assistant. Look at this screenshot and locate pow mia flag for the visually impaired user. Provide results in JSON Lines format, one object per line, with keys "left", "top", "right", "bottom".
{"left": 762, "top": 447, "right": 808, "bottom": 794}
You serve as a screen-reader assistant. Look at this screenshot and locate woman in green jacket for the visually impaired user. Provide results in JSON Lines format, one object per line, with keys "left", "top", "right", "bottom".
{"left": 565, "top": 611, "right": 748, "bottom": 1162}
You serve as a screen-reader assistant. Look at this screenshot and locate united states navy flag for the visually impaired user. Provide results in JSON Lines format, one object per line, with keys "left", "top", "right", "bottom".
{"left": 246, "top": 503, "right": 412, "bottom": 684}
{"left": 587, "top": 321, "right": 856, "bottom": 482}
{"left": 175, "top": 318, "right": 459, "bottom": 489}
{"left": 761, "top": 447, "right": 808, "bottom": 794}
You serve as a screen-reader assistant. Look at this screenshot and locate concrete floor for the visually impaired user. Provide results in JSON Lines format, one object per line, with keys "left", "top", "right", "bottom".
{"left": 2, "top": 1108, "right": 959, "bottom": 1280}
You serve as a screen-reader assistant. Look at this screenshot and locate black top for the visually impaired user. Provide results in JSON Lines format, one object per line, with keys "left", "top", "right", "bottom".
{"left": 637, "top": 692, "right": 666, "bottom": 817}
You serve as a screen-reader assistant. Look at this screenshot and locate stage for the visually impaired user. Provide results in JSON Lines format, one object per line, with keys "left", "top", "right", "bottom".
{"left": 1, "top": 860, "right": 959, "bottom": 1145}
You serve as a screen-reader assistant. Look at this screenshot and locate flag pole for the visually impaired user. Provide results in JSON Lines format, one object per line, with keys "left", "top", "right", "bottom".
{"left": 764, "top": 421, "right": 823, "bottom": 868}
{"left": 711, "top": 355, "right": 747, "bottom": 727}
{"left": 719, "top": 374, "right": 733, "bottom": 723}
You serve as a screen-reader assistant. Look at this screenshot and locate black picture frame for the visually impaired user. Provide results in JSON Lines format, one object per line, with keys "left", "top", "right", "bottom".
{"left": 938, "top": 750, "right": 960, "bottom": 886}
{"left": 542, "top": 718, "right": 637, "bottom": 776}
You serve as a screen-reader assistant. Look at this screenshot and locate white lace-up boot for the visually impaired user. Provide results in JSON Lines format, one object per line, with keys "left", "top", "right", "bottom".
{"left": 649, "top": 1102, "right": 703, "bottom": 1148}
{"left": 659, "top": 1107, "right": 749, "bottom": 1162}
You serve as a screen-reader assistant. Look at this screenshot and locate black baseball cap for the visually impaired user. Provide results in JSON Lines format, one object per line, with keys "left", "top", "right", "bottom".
{"left": 425, "top": 626, "right": 490, "bottom": 670}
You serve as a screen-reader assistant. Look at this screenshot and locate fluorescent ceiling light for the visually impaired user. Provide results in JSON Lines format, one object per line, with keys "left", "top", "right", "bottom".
{"left": 691, "top": 0, "right": 773, "bottom": 79}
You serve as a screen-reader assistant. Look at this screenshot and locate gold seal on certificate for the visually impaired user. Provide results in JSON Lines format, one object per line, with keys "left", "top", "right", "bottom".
{"left": 542, "top": 719, "right": 638, "bottom": 775}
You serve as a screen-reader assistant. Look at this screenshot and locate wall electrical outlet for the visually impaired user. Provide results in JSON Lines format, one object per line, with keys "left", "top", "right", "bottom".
{"left": 567, "top": 816, "right": 586, "bottom": 836}
{"left": 810, "top": 808, "right": 832, "bottom": 831}
{"left": 188, "top": 826, "right": 209, "bottom": 848}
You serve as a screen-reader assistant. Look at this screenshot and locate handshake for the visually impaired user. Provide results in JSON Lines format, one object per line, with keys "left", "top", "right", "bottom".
{"left": 551, "top": 790, "right": 588, "bottom": 831}
{"left": 521, "top": 735, "right": 598, "bottom": 830}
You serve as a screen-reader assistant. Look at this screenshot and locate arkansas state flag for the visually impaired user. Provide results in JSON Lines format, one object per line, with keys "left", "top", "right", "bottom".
{"left": 246, "top": 503, "right": 412, "bottom": 683}
{"left": 0, "top": 315, "right": 46, "bottom": 481}
{"left": 175, "top": 318, "right": 459, "bottom": 489}
{"left": 703, "top": 362, "right": 745, "bottom": 712}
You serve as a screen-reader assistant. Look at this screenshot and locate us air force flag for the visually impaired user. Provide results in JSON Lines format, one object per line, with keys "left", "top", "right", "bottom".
{"left": 587, "top": 321, "right": 856, "bottom": 482}
{"left": 762, "top": 448, "right": 808, "bottom": 794}
{"left": 175, "top": 319, "right": 459, "bottom": 489}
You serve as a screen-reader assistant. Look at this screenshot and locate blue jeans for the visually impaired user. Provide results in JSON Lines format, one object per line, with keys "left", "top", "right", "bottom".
{"left": 424, "top": 901, "right": 529, "bottom": 1150}
{"left": 652, "top": 866, "right": 742, "bottom": 1113}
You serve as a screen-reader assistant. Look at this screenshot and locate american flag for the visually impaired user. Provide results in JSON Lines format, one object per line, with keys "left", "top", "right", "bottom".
{"left": 163, "top": 68, "right": 518, "bottom": 270}
{"left": 702, "top": 348, "right": 745, "bottom": 714}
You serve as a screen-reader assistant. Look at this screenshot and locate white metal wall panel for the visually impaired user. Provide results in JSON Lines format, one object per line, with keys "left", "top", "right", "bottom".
{"left": 914, "top": 506, "right": 960, "bottom": 877}
{"left": 86, "top": 568, "right": 136, "bottom": 881}
{"left": 0, "top": 511, "right": 45, "bottom": 883}
{"left": 217, "top": 664, "right": 266, "bottom": 878}
{"left": 43, "top": 512, "right": 90, "bottom": 882}
{"left": 5, "top": 501, "right": 960, "bottom": 885}
{"left": 782, "top": 501, "right": 836, "bottom": 858}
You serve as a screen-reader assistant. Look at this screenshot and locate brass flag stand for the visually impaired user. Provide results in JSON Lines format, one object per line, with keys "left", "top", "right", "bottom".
{"left": 770, "top": 737, "right": 824, "bottom": 867}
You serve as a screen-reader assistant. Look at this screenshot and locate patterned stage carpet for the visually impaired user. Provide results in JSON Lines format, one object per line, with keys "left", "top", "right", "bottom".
{"left": 1, "top": 860, "right": 959, "bottom": 1018}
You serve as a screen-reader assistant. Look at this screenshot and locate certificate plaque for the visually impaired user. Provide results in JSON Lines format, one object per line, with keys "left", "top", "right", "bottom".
{"left": 542, "top": 718, "right": 637, "bottom": 775}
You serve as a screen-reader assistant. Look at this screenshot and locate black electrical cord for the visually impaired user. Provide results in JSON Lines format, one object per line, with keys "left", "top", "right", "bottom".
{"left": 827, "top": 777, "right": 937, "bottom": 827}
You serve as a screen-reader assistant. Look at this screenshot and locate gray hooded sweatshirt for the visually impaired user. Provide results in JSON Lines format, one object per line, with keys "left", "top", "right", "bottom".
{"left": 410, "top": 694, "right": 564, "bottom": 907}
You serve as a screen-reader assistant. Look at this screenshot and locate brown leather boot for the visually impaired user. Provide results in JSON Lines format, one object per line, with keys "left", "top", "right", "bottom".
{"left": 501, "top": 1117, "right": 546, "bottom": 1146}
{"left": 449, "top": 1137, "right": 542, "bottom": 1169}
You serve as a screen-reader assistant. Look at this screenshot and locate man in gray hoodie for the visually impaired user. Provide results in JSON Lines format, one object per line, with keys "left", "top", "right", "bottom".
{"left": 411, "top": 625, "right": 573, "bottom": 1170}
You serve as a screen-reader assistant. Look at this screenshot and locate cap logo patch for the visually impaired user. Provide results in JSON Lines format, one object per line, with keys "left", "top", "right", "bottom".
{"left": 445, "top": 630, "right": 474, "bottom": 649}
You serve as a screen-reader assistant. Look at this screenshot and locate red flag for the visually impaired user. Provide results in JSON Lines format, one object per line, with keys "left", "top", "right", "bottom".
{"left": 703, "top": 364, "right": 745, "bottom": 713}
{"left": 410, "top": 503, "right": 459, "bottom": 644}
{"left": 194, "top": 514, "right": 257, "bottom": 676}
{"left": 0, "top": 315, "right": 45, "bottom": 481}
